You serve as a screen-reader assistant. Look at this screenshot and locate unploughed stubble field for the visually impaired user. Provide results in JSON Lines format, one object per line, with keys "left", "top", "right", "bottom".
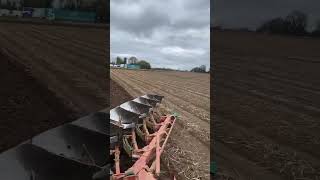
{"left": 111, "top": 68, "right": 210, "bottom": 179}
{"left": 213, "top": 29, "right": 320, "bottom": 180}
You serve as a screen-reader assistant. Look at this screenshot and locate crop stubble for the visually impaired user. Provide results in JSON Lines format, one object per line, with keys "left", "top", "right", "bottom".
{"left": 111, "top": 69, "right": 210, "bottom": 179}
{"left": 213, "top": 30, "right": 320, "bottom": 180}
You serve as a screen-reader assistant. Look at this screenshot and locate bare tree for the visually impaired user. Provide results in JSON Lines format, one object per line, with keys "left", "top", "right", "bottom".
{"left": 311, "top": 20, "right": 320, "bottom": 36}
{"left": 257, "top": 10, "right": 308, "bottom": 36}
{"left": 191, "top": 65, "right": 206, "bottom": 73}
{"left": 285, "top": 10, "right": 308, "bottom": 35}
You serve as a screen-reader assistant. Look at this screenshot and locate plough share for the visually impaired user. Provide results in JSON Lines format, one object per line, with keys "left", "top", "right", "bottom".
{"left": 110, "top": 94, "right": 177, "bottom": 180}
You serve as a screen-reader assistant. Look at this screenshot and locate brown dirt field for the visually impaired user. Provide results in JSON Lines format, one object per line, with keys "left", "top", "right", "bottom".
{"left": 111, "top": 68, "right": 210, "bottom": 180}
{"left": 213, "top": 30, "right": 320, "bottom": 180}
{"left": 0, "top": 50, "right": 77, "bottom": 152}
{"left": 0, "top": 22, "right": 107, "bottom": 152}
{"left": 0, "top": 22, "right": 108, "bottom": 115}
{"left": 110, "top": 79, "right": 132, "bottom": 108}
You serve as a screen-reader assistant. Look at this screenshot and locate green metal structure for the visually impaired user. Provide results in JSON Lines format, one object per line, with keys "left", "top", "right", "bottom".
{"left": 127, "top": 64, "right": 141, "bottom": 70}
{"left": 47, "top": 9, "right": 96, "bottom": 22}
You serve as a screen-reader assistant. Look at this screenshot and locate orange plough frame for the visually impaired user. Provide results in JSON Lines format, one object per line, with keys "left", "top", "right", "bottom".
{"left": 112, "top": 115, "right": 176, "bottom": 180}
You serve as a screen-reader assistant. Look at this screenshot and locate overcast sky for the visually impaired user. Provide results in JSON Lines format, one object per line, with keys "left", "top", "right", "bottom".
{"left": 111, "top": 0, "right": 210, "bottom": 71}
{"left": 212, "top": 0, "right": 320, "bottom": 31}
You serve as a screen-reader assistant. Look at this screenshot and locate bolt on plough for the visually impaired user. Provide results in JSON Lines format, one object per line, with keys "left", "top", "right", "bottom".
{"left": 109, "top": 94, "right": 177, "bottom": 180}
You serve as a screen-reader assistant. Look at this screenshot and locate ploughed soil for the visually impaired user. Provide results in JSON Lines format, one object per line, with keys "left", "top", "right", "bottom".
{"left": 111, "top": 68, "right": 210, "bottom": 180}
{"left": 0, "top": 50, "right": 76, "bottom": 152}
{"left": 0, "top": 22, "right": 107, "bottom": 152}
{"left": 110, "top": 79, "right": 132, "bottom": 108}
{"left": 213, "top": 30, "right": 320, "bottom": 180}
{"left": 110, "top": 71, "right": 182, "bottom": 179}
{"left": 0, "top": 22, "right": 108, "bottom": 116}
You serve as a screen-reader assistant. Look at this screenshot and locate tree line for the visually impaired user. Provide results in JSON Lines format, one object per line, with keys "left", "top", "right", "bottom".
{"left": 112, "top": 56, "right": 151, "bottom": 69}
{"left": 257, "top": 10, "right": 320, "bottom": 37}
{"left": 191, "top": 65, "right": 209, "bottom": 73}
{"left": 112, "top": 56, "right": 210, "bottom": 72}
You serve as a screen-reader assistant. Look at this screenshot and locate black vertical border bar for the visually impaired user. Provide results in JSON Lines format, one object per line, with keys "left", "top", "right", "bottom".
{"left": 106, "top": 1, "right": 110, "bottom": 104}
{"left": 210, "top": 0, "right": 215, "bottom": 178}
{"left": 106, "top": 0, "right": 111, "bottom": 175}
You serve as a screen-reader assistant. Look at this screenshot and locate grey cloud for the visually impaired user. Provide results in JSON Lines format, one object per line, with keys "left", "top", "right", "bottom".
{"left": 184, "top": 0, "right": 210, "bottom": 9}
{"left": 111, "top": 3, "right": 170, "bottom": 36}
{"left": 213, "top": 0, "right": 320, "bottom": 30}
{"left": 111, "top": 0, "right": 210, "bottom": 71}
{"left": 112, "top": 0, "right": 210, "bottom": 36}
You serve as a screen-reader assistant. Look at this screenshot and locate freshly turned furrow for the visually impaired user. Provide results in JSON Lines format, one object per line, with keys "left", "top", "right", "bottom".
{"left": 213, "top": 30, "right": 320, "bottom": 179}
{"left": 1, "top": 25, "right": 105, "bottom": 80}
{"left": 17, "top": 28, "right": 106, "bottom": 72}
{"left": 215, "top": 90, "right": 320, "bottom": 179}
{"left": 215, "top": 77, "right": 320, "bottom": 159}
{"left": 216, "top": 71, "right": 320, "bottom": 115}
{"left": 125, "top": 71, "right": 210, "bottom": 98}
{"left": 216, "top": 54, "right": 320, "bottom": 86}
{"left": 30, "top": 24, "right": 107, "bottom": 48}
{"left": 216, "top": 64, "right": 320, "bottom": 122}
{"left": 111, "top": 73, "right": 145, "bottom": 97}
{"left": 218, "top": 63, "right": 320, "bottom": 97}
{"left": 111, "top": 70, "right": 210, "bottom": 143}
{"left": 127, "top": 70, "right": 210, "bottom": 93}
{"left": 112, "top": 70, "right": 209, "bottom": 131}
{"left": 52, "top": 26, "right": 107, "bottom": 45}
{"left": 116, "top": 70, "right": 210, "bottom": 109}
{"left": 125, "top": 70, "right": 209, "bottom": 97}
{"left": 2, "top": 30, "right": 106, "bottom": 108}
{"left": 112, "top": 70, "right": 210, "bottom": 124}
{"left": 111, "top": 70, "right": 210, "bottom": 180}
{"left": 215, "top": 114, "right": 320, "bottom": 180}
{"left": 5, "top": 45, "right": 100, "bottom": 113}
{"left": 28, "top": 25, "right": 107, "bottom": 57}
{"left": 126, "top": 69, "right": 210, "bottom": 86}
{"left": 0, "top": 22, "right": 108, "bottom": 179}
{"left": 0, "top": 24, "right": 107, "bottom": 113}
{"left": 215, "top": 84, "right": 320, "bottom": 178}
{"left": 218, "top": 91, "right": 320, "bottom": 157}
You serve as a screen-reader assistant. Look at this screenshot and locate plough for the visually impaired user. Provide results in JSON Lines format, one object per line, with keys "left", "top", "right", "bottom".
{"left": 0, "top": 110, "right": 109, "bottom": 180}
{"left": 110, "top": 94, "right": 177, "bottom": 180}
{"left": 0, "top": 94, "right": 175, "bottom": 180}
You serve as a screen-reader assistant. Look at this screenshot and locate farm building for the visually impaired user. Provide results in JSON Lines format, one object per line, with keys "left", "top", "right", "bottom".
{"left": 0, "top": 9, "right": 22, "bottom": 16}
{"left": 0, "top": 0, "right": 107, "bottom": 22}
{"left": 126, "top": 64, "right": 140, "bottom": 70}
{"left": 48, "top": 8, "right": 96, "bottom": 22}
{"left": 50, "top": 0, "right": 96, "bottom": 9}
{"left": 0, "top": 0, "right": 22, "bottom": 16}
